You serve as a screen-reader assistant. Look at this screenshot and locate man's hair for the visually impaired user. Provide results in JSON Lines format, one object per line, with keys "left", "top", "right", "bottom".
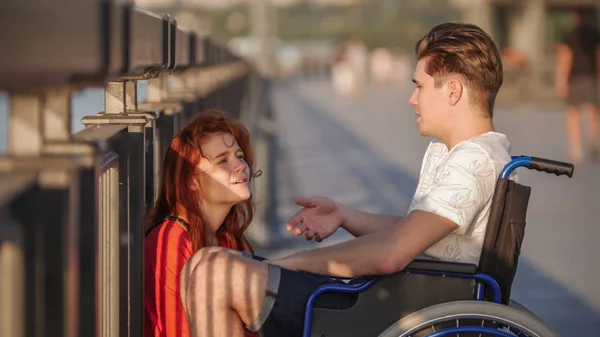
{"left": 572, "top": 7, "right": 586, "bottom": 19}
{"left": 571, "top": 7, "right": 587, "bottom": 26}
{"left": 415, "top": 22, "right": 503, "bottom": 115}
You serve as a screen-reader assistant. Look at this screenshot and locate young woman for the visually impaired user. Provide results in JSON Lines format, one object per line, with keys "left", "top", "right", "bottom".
{"left": 144, "top": 109, "right": 261, "bottom": 337}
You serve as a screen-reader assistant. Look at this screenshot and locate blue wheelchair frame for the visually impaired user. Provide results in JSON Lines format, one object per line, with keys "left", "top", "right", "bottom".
{"left": 301, "top": 156, "right": 560, "bottom": 337}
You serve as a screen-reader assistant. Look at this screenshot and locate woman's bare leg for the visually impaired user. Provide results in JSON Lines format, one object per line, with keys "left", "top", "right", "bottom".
{"left": 584, "top": 103, "right": 599, "bottom": 159}
{"left": 180, "top": 248, "right": 269, "bottom": 337}
{"left": 567, "top": 105, "right": 583, "bottom": 163}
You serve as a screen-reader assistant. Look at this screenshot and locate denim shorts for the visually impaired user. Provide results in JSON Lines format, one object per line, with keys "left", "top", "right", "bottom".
{"left": 241, "top": 253, "right": 362, "bottom": 337}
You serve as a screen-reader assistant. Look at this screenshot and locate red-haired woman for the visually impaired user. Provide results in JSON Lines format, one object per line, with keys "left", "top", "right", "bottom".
{"left": 144, "top": 109, "right": 260, "bottom": 337}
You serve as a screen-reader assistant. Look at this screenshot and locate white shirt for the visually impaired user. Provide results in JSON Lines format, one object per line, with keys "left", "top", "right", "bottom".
{"left": 407, "top": 132, "right": 516, "bottom": 265}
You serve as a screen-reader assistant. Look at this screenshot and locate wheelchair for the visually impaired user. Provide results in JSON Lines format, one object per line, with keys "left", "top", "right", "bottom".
{"left": 302, "top": 155, "right": 574, "bottom": 337}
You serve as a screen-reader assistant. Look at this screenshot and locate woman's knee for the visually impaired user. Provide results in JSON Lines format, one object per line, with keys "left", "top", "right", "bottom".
{"left": 184, "top": 247, "right": 236, "bottom": 275}
{"left": 190, "top": 251, "right": 267, "bottom": 290}
{"left": 181, "top": 248, "right": 231, "bottom": 297}
{"left": 188, "top": 251, "right": 270, "bottom": 315}
{"left": 181, "top": 248, "right": 256, "bottom": 304}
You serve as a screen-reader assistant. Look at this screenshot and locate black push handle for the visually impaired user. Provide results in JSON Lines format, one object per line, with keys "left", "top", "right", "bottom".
{"left": 530, "top": 157, "right": 574, "bottom": 178}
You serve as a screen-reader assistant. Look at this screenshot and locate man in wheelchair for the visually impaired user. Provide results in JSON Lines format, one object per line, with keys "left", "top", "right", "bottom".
{"left": 180, "top": 22, "right": 562, "bottom": 337}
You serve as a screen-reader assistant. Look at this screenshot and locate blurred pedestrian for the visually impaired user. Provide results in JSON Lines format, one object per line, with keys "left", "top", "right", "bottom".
{"left": 555, "top": 7, "right": 600, "bottom": 163}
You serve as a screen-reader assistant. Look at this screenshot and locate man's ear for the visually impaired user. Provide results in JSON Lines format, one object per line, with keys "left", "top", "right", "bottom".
{"left": 447, "top": 78, "right": 463, "bottom": 106}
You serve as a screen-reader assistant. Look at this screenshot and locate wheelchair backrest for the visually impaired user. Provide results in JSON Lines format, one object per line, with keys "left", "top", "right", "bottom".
{"left": 478, "top": 177, "right": 531, "bottom": 304}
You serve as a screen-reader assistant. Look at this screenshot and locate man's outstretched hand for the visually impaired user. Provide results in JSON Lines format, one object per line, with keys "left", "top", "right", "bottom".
{"left": 285, "top": 197, "right": 344, "bottom": 242}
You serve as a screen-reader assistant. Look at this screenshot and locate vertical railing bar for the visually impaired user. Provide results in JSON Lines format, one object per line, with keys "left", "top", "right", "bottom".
{"left": 98, "top": 167, "right": 104, "bottom": 337}
{"left": 117, "top": 136, "right": 129, "bottom": 337}
{"left": 127, "top": 125, "right": 145, "bottom": 337}
{"left": 110, "top": 163, "right": 120, "bottom": 337}
{"left": 105, "top": 168, "right": 109, "bottom": 337}
{"left": 97, "top": 158, "right": 121, "bottom": 337}
{"left": 43, "top": 185, "right": 69, "bottom": 337}
{"left": 78, "top": 165, "right": 99, "bottom": 337}
{"left": 144, "top": 125, "right": 156, "bottom": 213}
{"left": 105, "top": 168, "right": 110, "bottom": 337}
{"left": 66, "top": 172, "right": 80, "bottom": 337}
{"left": 102, "top": 166, "right": 110, "bottom": 337}
{"left": 0, "top": 215, "right": 25, "bottom": 337}
{"left": 11, "top": 184, "right": 46, "bottom": 337}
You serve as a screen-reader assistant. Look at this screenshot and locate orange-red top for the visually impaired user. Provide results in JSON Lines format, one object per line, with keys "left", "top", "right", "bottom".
{"left": 144, "top": 219, "right": 257, "bottom": 337}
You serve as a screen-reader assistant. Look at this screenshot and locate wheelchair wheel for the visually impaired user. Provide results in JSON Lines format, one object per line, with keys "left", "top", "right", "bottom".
{"left": 377, "top": 300, "right": 558, "bottom": 337}
{"left": 509, "top": 299, "right": 539, "bottom": 320}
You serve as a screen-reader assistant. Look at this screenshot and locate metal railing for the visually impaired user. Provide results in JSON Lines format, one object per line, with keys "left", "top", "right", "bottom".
{"left": 0, "top": 1, "right": 267, "bottom": 337}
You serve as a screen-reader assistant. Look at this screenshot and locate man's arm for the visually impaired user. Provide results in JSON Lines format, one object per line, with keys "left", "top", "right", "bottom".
{"left": 338, "top": 204, "right": 402, "bottom": 237}
{"left": 273, "top": 210, "right": 457, "bottom": 278}
{"left": 286, "top": 197, "right": 402, "bottom": 241}
{"left": 276, "top": 144, "right": 496, "bottom": 278}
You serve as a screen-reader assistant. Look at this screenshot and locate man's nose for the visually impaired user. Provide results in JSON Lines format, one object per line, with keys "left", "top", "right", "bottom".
{"left": 408, "top": 90, "right": 418, "bottom": 106}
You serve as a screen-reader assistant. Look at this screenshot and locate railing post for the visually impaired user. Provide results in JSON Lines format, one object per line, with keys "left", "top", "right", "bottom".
{"left": 82, "top": 79, "right": 148, "bottom": 337}
{"left": 8, "top": 94, "right": 44, "bottom": 156}
{"left": 39, "top": 86, "right": 101, "bottom": 337}
{"left": 124, "top": 80, "right": 159, "bottom": 212}
{"left": 142, "top": 73, "right": 178, "bottom": 176}
{"left": 2, "top": 86, "right": 94, "bottom": 337}
{"left": 4, "top": 94, "right": 43, "bottom": 337}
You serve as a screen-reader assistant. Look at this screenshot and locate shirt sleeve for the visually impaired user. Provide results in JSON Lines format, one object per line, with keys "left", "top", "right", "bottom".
{"left": 410, "top": 143, "right": 497, "bottom": 234}
{"left": 150, "top": 222, "right": 194, "bottom": 336}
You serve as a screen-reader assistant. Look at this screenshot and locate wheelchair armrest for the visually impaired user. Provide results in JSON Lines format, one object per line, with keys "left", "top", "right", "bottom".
{"left": 404, "top": 259, "right": 478, "bottom": 275}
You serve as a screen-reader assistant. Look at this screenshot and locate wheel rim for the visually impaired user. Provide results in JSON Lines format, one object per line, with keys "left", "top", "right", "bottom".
{"left": 398, "top": 313, "right": 538, "bottom": 337}
{"left": 425, "top": 325, "right": 525, "bottom": 337}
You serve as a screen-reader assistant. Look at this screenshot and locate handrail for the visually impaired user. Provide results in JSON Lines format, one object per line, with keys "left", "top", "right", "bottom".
{"left": 0, "top": 1, "right": 250, "bottom": 92}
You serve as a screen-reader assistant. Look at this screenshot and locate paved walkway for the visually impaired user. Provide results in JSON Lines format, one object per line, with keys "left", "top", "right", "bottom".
{"left": 253, "top": 78, "right": 600, "bottom": 336}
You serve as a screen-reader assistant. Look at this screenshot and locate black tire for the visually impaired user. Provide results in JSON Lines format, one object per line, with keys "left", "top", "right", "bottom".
{"left": 378, "top": 300, "right": 558, "bottom": 337}
{"left": 509, "top": 298, "right": 540, "bottom": 319}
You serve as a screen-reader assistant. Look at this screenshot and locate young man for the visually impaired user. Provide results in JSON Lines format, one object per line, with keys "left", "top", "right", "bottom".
{"left": 555, "top": 7, "right": 600, "bottom": 163}
{"left": 180, "top": 22, "right": 515, "bottom": 337}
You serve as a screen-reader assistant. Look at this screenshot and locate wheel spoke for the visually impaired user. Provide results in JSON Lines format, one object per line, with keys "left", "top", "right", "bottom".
{"left": 455, "top": 319, "right": 459, "bottom": 337}
{"left": 479, "top": 319, "right": 484, "bottom": 337}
